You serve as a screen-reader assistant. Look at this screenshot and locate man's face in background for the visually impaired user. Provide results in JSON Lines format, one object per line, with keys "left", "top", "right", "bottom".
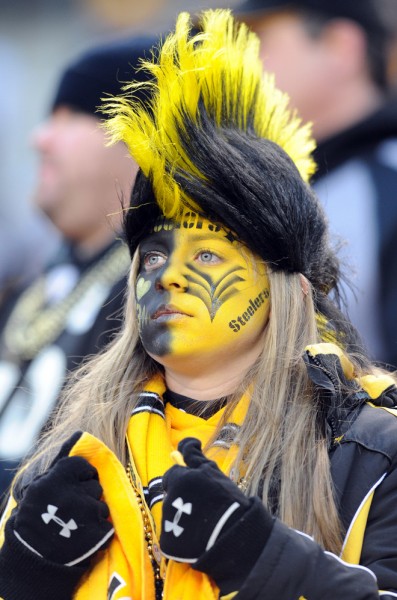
{"left": 31, "top": 106, "right": 136, "bottom": 249}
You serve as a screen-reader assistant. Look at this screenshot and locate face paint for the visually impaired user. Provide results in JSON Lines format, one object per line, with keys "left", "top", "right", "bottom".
{"left": 135, "top": 212, "right": 270, "bottom": 366}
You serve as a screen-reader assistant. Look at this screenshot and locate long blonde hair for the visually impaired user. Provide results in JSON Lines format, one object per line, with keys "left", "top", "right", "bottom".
{"left": 228, "top": 269, "right": 341, "bottom": 551}
{"left": 15, "top": 248, "right": 373, "bottom": 554}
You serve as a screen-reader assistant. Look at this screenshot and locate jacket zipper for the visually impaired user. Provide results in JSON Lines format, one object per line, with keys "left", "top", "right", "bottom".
{"left": 308, "top": 352, "right": 339, "bottom": 442}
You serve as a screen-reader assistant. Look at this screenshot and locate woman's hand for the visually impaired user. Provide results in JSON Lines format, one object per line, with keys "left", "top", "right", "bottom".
{"left": 160, "top": 437, "right": 274, "bottom": 595}
{"left": 161, "top": 437, "right": 251, "bottom": 563}
{"left": 10, "top": 432, "right": 114, "bottom": 567}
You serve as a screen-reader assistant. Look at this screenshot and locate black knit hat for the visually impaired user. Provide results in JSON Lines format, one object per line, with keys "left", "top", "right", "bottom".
{"left": 234, "top": 0, "right": 386, "bottom": 36}
{"left": 51, "top": 36, "right": 157, "bottom": 117}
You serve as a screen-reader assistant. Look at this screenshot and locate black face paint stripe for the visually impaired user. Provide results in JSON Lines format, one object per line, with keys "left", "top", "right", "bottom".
{"left": 184, "top": 262, "right": 246, "bottom": 320}
{"left": 136, "top": 230, "right": 176, "bottom": 356}
{"left": 216, "top": 273, "right": 245, "bottom": 298}
{"left": 184, "top": 272, "right": 212, "bottom": 293}
{"left": 184, "top": 261, "right": 214, "bottom": 286}
{"left": 185, "top": 262, "right": 244, "bottom": 287}
{"left": 217, "top": 286, "right": 243, "bottom": 305}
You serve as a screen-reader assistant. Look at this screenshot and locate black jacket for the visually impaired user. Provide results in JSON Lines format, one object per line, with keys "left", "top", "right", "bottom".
{"left": 234, "top": 404, "right": 397, "bottom": 599}
{"left": 234, "top": 345, "right": 397, "bottom": 599}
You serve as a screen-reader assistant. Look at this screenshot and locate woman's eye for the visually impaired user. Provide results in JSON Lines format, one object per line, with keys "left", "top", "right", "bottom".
{"left": 143, "top": 252, "right": 166, "bottom": 271}
{"left": 197, "top": 251, "right": 221, "bottom": 264}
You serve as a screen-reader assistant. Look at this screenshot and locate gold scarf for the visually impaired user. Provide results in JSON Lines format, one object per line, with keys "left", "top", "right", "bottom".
{"left": 69, "top": 375, "right": 250, "bottom": 600}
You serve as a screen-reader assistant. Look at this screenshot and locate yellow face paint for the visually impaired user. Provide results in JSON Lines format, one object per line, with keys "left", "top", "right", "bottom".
{"left": 136, "top": 213, "right": 270, "bottom": 365}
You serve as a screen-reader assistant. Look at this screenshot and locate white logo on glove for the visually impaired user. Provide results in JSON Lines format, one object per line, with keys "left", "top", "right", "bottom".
{"left": 41, "top": 504, "right": 78, "bottom": 538}
{"left": 164, "top": 497, "right": 192, "bottom": 537}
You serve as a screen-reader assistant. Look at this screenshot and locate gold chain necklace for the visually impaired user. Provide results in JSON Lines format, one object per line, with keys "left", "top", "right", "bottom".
{"left": 125, "top": 455, "right": 246, "bottom": 600}
{"left": 3, "top": 244, "right": 130, "bottom": 361}
{"left": 126, "top": 459, "right": 164, "bottom": 599}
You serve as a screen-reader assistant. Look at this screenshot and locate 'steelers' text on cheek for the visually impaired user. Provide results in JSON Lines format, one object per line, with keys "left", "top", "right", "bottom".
{"left": 135, "top": 213, "right": 271, "bottom": 363}
{"left": 228, "top": 289, "right": 270, "bottom": 332}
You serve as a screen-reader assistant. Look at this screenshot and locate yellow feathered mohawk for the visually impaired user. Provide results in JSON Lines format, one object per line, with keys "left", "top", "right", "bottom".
{"left": 103, "top": 12, "right": 356, "bottom": 347}
{"left": 103, "top": 8, "right": 340, "bottom": 292}
{"left": 103, "top": 9, "right": 316, "bottom": 221}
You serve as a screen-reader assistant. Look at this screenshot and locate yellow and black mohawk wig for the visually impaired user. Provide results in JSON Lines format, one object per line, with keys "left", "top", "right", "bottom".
{"left": 103, "top": 9, "right": 340, "bottom": 296}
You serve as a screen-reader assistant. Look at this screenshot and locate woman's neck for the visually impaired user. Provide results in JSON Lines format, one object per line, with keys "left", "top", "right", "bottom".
{"left": 164, "top": 370, "right": 240, "bottom": 401}
{"left": 163, "top": 346, "right": 261, "bottom": 401}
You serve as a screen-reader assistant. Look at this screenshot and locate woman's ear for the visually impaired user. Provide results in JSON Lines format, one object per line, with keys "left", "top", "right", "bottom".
{"left": 300, "top": 273, "right": 309, "bottom": 297}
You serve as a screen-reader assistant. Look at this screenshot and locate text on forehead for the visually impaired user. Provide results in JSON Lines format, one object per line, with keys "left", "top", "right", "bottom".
{"left": 153, "top": 212, "right": 221, "bottom": 233}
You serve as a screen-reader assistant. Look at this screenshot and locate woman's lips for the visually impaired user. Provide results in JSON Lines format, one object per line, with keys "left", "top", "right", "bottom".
{"left": 151, "top": 304, "right": 191, "bottom": 321}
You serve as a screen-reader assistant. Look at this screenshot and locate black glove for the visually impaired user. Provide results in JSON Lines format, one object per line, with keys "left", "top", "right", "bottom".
{"left": 10, "top": 432, "right": 114, "bottom": 567}
{"left": 160, "top": 438, "right": 274, "bottom": 594}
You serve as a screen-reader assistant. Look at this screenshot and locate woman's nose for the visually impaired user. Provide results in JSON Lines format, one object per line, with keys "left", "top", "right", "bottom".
{"left": 155, "top": 261, "right": 188, "bottom": 292}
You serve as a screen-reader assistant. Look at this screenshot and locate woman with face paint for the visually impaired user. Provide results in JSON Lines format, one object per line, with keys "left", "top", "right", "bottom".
{"left": 136, "top": 213, "right": 271, "bottom": 391}
{"left": 2, "top": 9, "right": 397, "bottom": 600}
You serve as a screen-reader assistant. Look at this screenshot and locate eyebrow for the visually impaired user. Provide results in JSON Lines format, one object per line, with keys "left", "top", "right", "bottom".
{"left": 139, "top": 231, "right": 170, "bottom": 248}
{"left": 140, "top": 230, "right": 232, "bottom": 247}
{"left": 182, "top": 233, "right": 229, "bottom": 243}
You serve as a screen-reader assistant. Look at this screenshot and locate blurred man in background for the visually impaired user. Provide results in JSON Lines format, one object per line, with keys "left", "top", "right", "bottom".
{"left": 0, "top": 35, "right": 157, "bottom": 496}
{"left": 0, "top": 40, "right": 60, "bottom": 312}
{"left": 234, "top": 0, "right": 397, "bottom": 367}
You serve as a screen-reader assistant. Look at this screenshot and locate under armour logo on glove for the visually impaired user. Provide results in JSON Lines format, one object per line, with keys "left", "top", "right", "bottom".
{"left": 10, "top": 432, "right": 114, "bottom": 567}
{"left": 160, "top": 437, "right": 250, "bottom": 563}
{"left": 41, "top": 504, "right": 78, "bottom": 538}
{"left": 164, "top": 497, "right": 192, "bottom": 537}
{"left": 160, "top": 439, "right": 276, "bottom": 597}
